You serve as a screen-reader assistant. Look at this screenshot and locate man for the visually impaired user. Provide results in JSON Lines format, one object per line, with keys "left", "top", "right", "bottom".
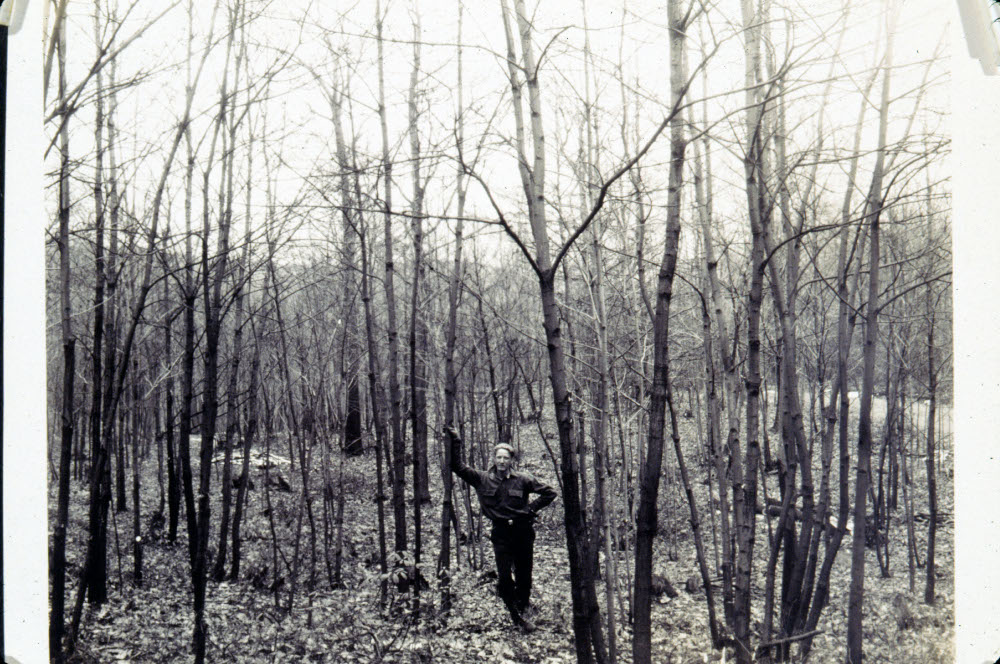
{"left": 444, "top": 425, "right": 557, "bottom": 633}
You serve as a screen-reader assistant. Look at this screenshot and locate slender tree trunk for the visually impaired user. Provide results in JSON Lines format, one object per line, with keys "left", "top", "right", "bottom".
{"left": 578, "top": 2, "right": 617, "bottom": 653}
{"left": 670, "top": 380, "right": 722, "bottom": 646}
{"left": 50, "top": 12, "right": 76, "bottom": 658}
{"left": 130, "top": 358, "right": 143, "bottom": 586}
{"left": 376, "top": 0, "right": 407, "bottom": 557}
{"left": 633, "top": 211, "right": 682, "bottom": 664}
{"left": 69, "top": 24, "right": 118, "bottom": 648}
{"left": 438, "top": 3, "right": 466, "bottom": 612}
{"left": 231, "top": 342, "right": 260, "bottom": 581}
{"left": 924, "top": 292, "right": 938, "bottom": 605}
{"left": 633, "top": 4, "right": 689, "bottom": 659}
{"left": 846, "top": 197, "right": 882, "bottom": 664}
{"left": 191, "top": 17, "right": 236, "bottom": 658}
{"left": 540, "top": 273, "right": 606, "bottom": 664}
{"left": 589, "top": 219, "right": 618, "bottom": 661}
{"left": 85, "top": 0, "right": 107, "bottom": 563}
{"left": 359, "top": 189, "right": 391, "bottom": 603}
{"left": 178, "top": 124, "right": 200, "bottom": 573}
{"left": 407, "top": 9, "right": 429, "bottom": 615}
{"left": 214, "top": 16, "right": 248, "bottom": 580}
{"left": 437, "top": 208, "right": 464, "bottom": 611}
{"left": 226, "top": 55, "right": 256, "bottom": 580}
{"left": 691, "top": 43, "right": 739, "bottom": 629}
{"left": 166, "top": 297, "right": 180, "bottom": 544}
{"left": 155, "top": 385, "right": 164, "bottom": 515}
{"left": 898, "top": 372, "right": 918, "bottom": 592}
{"left": 735, "top": 2, "right": 766, "bottom": 660}
{"left": 115, "top": 404, "right": 127, "bottom": 511}
{"left": 477, "top": 294, "right": 505, "bottom": 442}
{"left": 161, "top": 188, "right": 180, "bottom": 549}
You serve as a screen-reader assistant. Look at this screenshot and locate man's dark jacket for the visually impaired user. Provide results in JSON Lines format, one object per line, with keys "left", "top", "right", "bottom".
{"left": 449, "top": 436, "right": 556, "bottom": 523}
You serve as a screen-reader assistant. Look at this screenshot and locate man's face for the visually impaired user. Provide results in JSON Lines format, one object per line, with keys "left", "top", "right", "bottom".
{"left": 495, "top": 448, "right": 512, "bottom": 475}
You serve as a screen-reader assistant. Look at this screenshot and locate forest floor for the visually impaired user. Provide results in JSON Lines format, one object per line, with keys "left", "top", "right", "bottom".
{"left": 57, "top": 408, "right": 954, "bottom": 663}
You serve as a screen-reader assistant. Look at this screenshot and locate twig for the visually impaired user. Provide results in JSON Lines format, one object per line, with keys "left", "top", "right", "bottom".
{"left": 755, "top": 629, "right": 824, "bottom": 656}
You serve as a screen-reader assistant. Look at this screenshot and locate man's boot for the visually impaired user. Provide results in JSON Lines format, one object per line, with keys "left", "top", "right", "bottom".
{"left": 506, "top": 600, "right": 536, "bottom": 633}
{"left": 516, "top": 614, "right": 536, "bottom": 634}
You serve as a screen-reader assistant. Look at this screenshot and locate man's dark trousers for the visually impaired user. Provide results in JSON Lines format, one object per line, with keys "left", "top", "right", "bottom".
{"left": 491, "top": 519, "right": 535, "bottom": 618}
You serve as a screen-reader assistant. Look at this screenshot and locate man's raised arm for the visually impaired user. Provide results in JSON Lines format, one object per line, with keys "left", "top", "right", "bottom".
{"left": 444, "top": 425, "right": 482, "bottom": 488}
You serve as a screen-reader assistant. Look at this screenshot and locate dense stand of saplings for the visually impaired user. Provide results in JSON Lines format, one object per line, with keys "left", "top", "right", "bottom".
{"left": 45, "top": 1, "right": 950, "bottom": 663}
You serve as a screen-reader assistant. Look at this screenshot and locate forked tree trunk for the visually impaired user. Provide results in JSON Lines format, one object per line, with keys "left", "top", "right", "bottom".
{"left": 479, "top": 0, "right": 679, "bottom": 655}
{"left": 847, "top": 12, "right": 893, "bottom": 660}
{"left": 497, "top": 0, "right": 607, "bottom": 657}
{"left": 755, "top": 12, "right": 826, "bottom": 646}
{"left": 329, "top": 75, "right": 364, "bottom": 459}
{"left": 798, "top": 62, "right": 878, "bottom": 660}
{"left": 70, "top": 19, "right": 120, "bottom": 643}
{"left": 214, "top": 11, "right": 248, "bottom": 580}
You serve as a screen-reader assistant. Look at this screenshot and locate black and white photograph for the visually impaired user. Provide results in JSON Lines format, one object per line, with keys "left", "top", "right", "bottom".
{"left": 5, "top": 0, "right": 999, "bottom": 662}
